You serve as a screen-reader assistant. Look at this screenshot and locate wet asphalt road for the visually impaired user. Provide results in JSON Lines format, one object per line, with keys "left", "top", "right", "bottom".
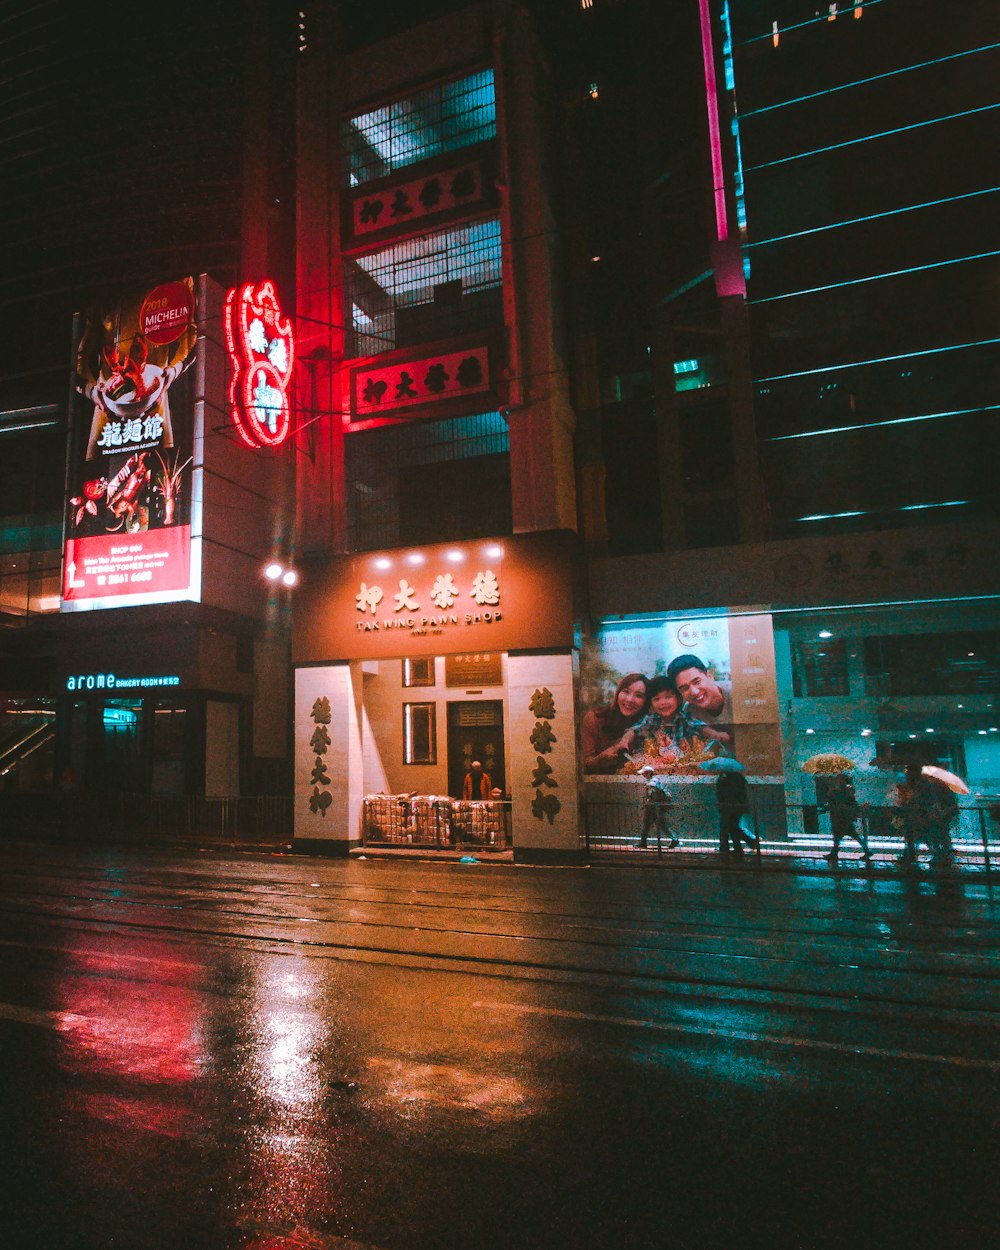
{"left": 0, "top": 841, "right": 997, "bottom": 1250}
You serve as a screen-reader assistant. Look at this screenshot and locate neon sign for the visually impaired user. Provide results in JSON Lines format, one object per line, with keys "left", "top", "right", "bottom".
{"left": 224, "top": 279, "right": 295, "bottom": 448}
{"left": 66, "top": 672, "right": 181, "bottom": 691}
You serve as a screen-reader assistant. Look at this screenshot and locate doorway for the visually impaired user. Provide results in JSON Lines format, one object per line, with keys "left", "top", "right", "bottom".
{"left": 447, "top": 700, "right": 505, "bottom": 798}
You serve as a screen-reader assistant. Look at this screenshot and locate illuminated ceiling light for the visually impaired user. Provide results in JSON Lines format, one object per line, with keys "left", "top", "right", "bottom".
{"left": 818, "top": 629, "right": 833, "bottom": 638}
{"left": 908, "top": 734, "right": 917, "bottom": 739}
{"left": 374, "top": 557, "right": 392, "bottom": 570}
{"left": 446, "top": 550, "right": 464, "bottom": 562}
{"left": 898, "top": 499, "right": 971, "bottom": 512}
{"left": 590, "top": 255, "right": 601, "bottom": 263}
{"left": 979, "top": 730, "right": 988, "bottom": 735}
{"left": 798, "top": 510, "right": 865, "bottom": 521}
{"left": 264, "top": 563, "right": 283, "bottom": 581}
{"left": 406, "top": 553, "right": 426, "bottom": 565}
{"left": 281, "top": 569, "right": 299, "bottom": 587}
{"left": 860, "top": 729, "right": 872, "bottom": 736}
{"left": 991, "top": 727, "right": 999, "bottom": 733}
{"left": 925, "top": 728, "right": 934, "bottom": 733}
{"left": 957, "top": 704, "right": 964, "bottom": 708}
{"left": 485, "top": 545, "right": 503, "bottom": 559}
{"left": 805, "top": 728, "right": 815, "bottom": 735}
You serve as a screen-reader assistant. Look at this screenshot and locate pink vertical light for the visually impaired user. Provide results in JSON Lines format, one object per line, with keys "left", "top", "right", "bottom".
{"left": 698, "top": 0, "right": 729, "bottom": 242}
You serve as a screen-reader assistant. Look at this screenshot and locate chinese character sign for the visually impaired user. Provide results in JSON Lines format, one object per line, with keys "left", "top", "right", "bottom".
{"left": 353, "top": 346, "right": 491, "bottom": 418}
{"left": 351, "top": 161, "right": 485, "bottom": 239}
{"left": 225, "top": 279, "right": 295, "bottom": 448}
{"left": 354, "top": 566, "right": 502, "bottom": 629}
{"left": 62, "top": 278, "right": 199, "bottom": 611}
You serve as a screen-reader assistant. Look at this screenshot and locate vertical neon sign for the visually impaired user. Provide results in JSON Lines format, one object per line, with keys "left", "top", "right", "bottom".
{"left": 224, "top": 280, "right": 295, "bottom": 448}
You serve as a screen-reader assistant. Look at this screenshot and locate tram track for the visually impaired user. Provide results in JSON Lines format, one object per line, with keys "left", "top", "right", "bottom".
{"left": 0, "top": 889, "right": 997, "bottom": 1022}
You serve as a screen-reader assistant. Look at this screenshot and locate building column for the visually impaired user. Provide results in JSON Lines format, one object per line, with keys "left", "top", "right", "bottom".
{"left": 507, "top": 650, "right": 583, "bottom": 864}
{"left": 294, "top": 662, "right": 364, "bottom": 855}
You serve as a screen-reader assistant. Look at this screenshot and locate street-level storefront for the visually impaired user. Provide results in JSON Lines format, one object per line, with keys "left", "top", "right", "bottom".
{"left": 292, "top": 530, "right": 584, "bottom": 862}
{"left": 1, "top": 272, "right": 293, "bottom": 810}
{"left": 582, "top": 520, "right": 1000, "bottom": 864}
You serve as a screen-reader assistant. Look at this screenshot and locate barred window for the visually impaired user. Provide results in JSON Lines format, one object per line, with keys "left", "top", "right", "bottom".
{"left": 346, "top": 219, "right": 502, "bottom": 357}
{"left": 344, "top": 70, "right": 496, "bottom": 187}
{"left": 346, "top": 413, "right": 511, "bottom": 552}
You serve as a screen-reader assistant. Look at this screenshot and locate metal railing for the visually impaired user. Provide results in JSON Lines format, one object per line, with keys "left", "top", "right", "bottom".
{"left": 583, "top": 799, "right": 998, "bottom": 873}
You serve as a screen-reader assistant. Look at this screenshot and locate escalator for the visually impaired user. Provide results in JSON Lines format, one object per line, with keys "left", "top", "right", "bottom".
{"left": 0, "top": 709, "right": 56, "bottom": 787}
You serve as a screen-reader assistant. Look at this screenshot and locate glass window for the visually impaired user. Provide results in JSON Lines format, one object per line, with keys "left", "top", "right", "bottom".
{"left": 345, "top": 219, "right": 502, "bottom": 357}
{"left": 346, "top": 413, "right": 510, "bottom": 551}
{"left": 344, "top": 70, "right": 496, "bottom": 186}
{"left": 403, "top": 657, "right": 435, "bottom": 687}
{"left": 403, "top": 702, "right": 436, "bottom": 765}
{"left": 792, "top": 637, "right": 849, "bottom": 697}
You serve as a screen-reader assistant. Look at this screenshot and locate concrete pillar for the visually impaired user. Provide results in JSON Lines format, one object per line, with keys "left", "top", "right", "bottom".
{"left": 507, "top": 651, "right": 582, "bottom": 864}
{"left": 294, "top": 663, "right": 363, "bottom": 854}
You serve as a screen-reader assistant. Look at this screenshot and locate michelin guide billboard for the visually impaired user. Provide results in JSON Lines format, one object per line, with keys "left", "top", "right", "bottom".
{"left": 61, "top": 278, "right": 201, "bottom": 611}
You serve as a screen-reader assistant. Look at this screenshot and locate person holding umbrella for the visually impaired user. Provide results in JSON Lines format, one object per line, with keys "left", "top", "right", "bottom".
{"left": 713, "top": 760, "right": 756, "bottom": 857}
{"left": 822, "top": 771, "right": 870, "bottom": 867}
{"left": 897, "top": 763, "right": 960, "bottom": 870}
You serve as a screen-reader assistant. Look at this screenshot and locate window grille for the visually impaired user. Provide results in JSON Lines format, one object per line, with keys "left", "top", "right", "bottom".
{"left": 346, "top": 219, "right": 502, "bottom": 357}
{"left": 344, "top": 70, "right": 496, "bottom": 187}
{"left": 346, "top": 413, "right": 511, "bottom": 551}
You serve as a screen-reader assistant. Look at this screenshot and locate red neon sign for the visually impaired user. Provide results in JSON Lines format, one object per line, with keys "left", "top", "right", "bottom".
{"left": 224, "top": 279, "right": 295, "bottom": 448}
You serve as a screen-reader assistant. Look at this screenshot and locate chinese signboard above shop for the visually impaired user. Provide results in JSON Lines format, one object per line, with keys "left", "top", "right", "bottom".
{"left": 351, "top": 344, "right": 492, "bottom": 420}
{"left": 349, "top": 158, "right": 490, "bottom": 241}
{"left": 61, "top": 278, "right": 201, "bottom": 612}
{"left": 293, "top": 531, "right": 579, "bottom": 662}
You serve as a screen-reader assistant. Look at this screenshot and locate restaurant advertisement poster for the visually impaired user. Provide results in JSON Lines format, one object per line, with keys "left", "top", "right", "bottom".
{"left": 61, "top": 277, "right": 202, "bottom": 611}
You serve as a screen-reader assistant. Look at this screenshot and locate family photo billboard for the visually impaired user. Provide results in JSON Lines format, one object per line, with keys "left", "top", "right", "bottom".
{"left": 579, "top": 612, "right": 783, "bottom": 777}
{"left": 61, "top": 278, "right": 202, "bottom": 612}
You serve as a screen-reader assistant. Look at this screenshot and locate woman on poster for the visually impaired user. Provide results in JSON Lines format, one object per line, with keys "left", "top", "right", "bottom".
{"left": 581, "top": 672, "right": 648, "bottom": 774}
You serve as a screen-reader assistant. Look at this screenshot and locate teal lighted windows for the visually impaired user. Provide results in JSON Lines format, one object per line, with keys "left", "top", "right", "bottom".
{"left": 344, "top": 70, "right": 496, "bottom": 187}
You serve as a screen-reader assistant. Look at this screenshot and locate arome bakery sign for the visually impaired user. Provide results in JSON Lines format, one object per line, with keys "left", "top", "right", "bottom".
{"left": 292, "top": 532, "right": 578, "bottom": 662}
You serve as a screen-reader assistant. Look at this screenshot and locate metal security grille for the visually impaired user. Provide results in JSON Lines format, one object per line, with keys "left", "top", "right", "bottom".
{"left": 346, "top": 413, "right": 511, "bottom": 551}
{"left": 344, "top": 70, "right": 497, "bottom": 187}
{"left": 347, "top": 219, "right": 503, "bottom": 358}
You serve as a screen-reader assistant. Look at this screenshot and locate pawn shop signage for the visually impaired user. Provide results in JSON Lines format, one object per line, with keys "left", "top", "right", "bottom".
{"left": 224, "top": 279, "right": 295, "bottom": 448}
{"left": 293, "top": 531, "right": 579, "bottom": 662}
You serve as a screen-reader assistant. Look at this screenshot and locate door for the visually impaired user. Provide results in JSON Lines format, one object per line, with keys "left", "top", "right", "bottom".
{"left": 447, "top": 700, "right": 505, "bottom": 798}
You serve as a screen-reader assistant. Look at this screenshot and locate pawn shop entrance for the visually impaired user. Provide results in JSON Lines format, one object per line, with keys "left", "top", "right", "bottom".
{"left": 447, "top": 699, "right": 505, "bottom": 798}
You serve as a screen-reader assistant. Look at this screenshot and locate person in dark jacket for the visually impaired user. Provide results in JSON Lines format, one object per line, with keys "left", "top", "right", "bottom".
{"left": 822, "top": 771, "right": 870, "bottom": 865}
{"left": 716, "top": 768, "right": 756, "bottom": 856}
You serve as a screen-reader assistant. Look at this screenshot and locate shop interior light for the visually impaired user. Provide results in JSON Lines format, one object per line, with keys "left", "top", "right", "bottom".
{"left": 446, "top": 550, "right": 465, "bottom": 562}
{"left": 281, "top": 569, "right": 299, "bottom": 587}
{"left": 406, "top": 552, "right": 426, "bottom": 565}
{"left": 818, "top": 629, "right": 833, "bottom": 638}
{"left": 374, "top": 558, "right": 392, "bottom": 570}
{"left": 925, "top": 728, "right": 934, "bottom": 733}
{"left": 485, "top": 544, "right": 503, "bottom": 559}
{"left": 264, "top": 563, "right": 283, "bottom": 581}
{"left": 805, "top": 728, "right": 815, "bottom": 734}
{"left": 860, "top": 728, "right": 872, "bottom": 736}
{"left": 979, "top": 730, "right": 988, "bottom": 735}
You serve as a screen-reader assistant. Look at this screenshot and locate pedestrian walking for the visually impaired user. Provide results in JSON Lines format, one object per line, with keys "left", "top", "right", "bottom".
{"left": 822, "top": 772, "right": 870, "bottom": 865}
{"left": 897, "top": 764, "right": 958, "bottom": 869}
{"left": 639, "top": 766, "right": 678, "bottom": 849}
{"left": 715, "top": 768, "right": 756, "bottom": 856}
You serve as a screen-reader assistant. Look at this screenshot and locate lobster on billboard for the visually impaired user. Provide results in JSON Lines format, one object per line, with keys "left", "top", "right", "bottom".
{"left": 61, "top": 279, "right": 200, "bottom": 611}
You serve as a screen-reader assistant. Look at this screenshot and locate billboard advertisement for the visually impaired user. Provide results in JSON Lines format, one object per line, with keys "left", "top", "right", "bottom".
{"left": 579, "top": 612, "right": 783, "bottom": 777}
{"left": 61, "top": 279, "right": 201, "bottom": 611}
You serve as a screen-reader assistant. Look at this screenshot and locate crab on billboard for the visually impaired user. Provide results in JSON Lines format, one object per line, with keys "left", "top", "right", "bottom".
{"left": 61, "top": 278, "right": 201, "bottom": 611}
